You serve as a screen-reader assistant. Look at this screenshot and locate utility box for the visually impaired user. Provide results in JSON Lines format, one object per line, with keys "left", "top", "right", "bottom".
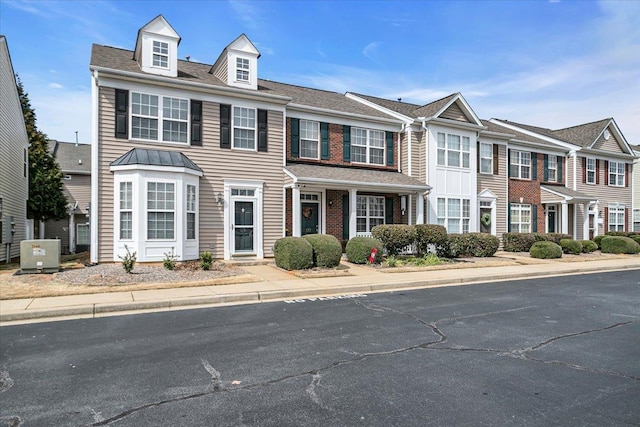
{"left": 20, "top": 240, "right": 61, "bottom": 273}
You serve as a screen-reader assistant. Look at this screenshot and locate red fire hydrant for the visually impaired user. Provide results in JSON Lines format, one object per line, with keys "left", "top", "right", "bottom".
{"left": 368, "top": 247, "right": 378, "bottom": 264}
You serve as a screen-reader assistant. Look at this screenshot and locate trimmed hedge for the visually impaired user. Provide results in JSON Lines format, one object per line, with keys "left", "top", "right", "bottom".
{"left": 415, "top": 224, "right": 448, "bottom": 256}
{"left": 540, "top": 233, "right": 573, "bottom": 244}
{"left": 559, "top": 239, "right": 582, "bottom": 255}
{"left": 632, "top": 235, "right": 640, "bottom": 245}
{"left": 302, "top": 234, "right": 342, "bottom": 268}
{"left": 503, "top": 233, "right": 537, "bottom": 252}
{"left": 593, "top": 235, "right": 606, "bottom": 249}
{"left": 580, "top": 240, "right": 598, "bottom": 253}
{"left": 371, "top": 224, "right": 416, "bottom": 256}
{"left": 600, "top": 236, "right": 640, "bottom": 254}
{"left": 274, "top": 237, "right": 313, "bottom": 270}
{"left": 447, "top": 233, "right": 500, "bottom": 258}
{"left": 530, "top": 241, "right": 563, "bottom": 259}
{"left": 345, "top": 237, "right": 383, "bottom": 264}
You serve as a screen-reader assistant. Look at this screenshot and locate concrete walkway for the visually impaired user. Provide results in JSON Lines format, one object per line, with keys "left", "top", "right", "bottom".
{"left": 1, "top": 254, "right": 638, "bottom": 325}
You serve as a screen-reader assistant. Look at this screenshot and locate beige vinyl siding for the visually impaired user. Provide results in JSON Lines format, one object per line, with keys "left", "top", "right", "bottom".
{"left": 400, "top": 132, "right": 409, "bottom": 176}
{"left": 44, "top": 220, "right": 67, "bottom": 250}
{"left": 592, "top": 128, "right": 626, "bottom": 153}
{"left": 439, "top": 102, "right": 470, "bottom": 123}
{"left": 97, "top": 87, "right": 284, "bottom": 262}
{"left": 477, "top": 143, "right": 508, "bottom": 237}
{"left": 0, "top": 38, "right": 29, "bottom": 262}
{"left": 214, "top": 57, "right": 228, "bottom": 83}
{"left": 64, "top": 174, "right": 91, "bottom": 214}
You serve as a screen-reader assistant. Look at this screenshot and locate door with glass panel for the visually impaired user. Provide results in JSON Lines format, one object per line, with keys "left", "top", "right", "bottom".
{"left": 231, "top": 189, "right": 255, "bottom": 253}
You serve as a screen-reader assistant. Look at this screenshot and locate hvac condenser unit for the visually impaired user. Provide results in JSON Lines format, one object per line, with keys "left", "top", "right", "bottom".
{"left": 20, "top": 240, "right": 61, "bottom": 273}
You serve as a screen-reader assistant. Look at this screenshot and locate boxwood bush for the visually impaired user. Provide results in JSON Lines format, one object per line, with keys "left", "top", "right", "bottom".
{"left": 530, "top": 241, "right": 563, "bottom": 259}
{"left": 371, "top": 224, "right": 416, "bottom": 256}
{"left": 447, "top": 233, "right": 500, "bottom": 258}
{"left": 345, "top": 236, "right": 383, "bottom": 264}
{"left": 274, "top": 237, "right": 313, "bottom": 270}
{"left": 580, "top": 240, "right": 598, "bottom": 253}
{"left": 600, "top": 236, "right": 640, "bottom": 254}
{"left": 414, "top": 224, "right": 448, "bottom": 256}
{"left": 539, "top": 233, "right": 574, "bottom": 244}
{"left": 593, "top": 235, "right": 606, "bottom": 249}
{"left": 632, "top": 235, "right": 640, "bottom": 245}
{"left": 559, "top": 239, "right": 583, "bottom": 255}
{"left": 302, "top": 234, "right": 342, "bottom": 268}
{"left": 503, "top": 233, "right": 537, "bottom": 252}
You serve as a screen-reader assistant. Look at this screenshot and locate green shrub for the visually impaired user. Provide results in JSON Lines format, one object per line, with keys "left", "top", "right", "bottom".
{"left": 632, "top": 235, "right": 640, "bottom": 245}
{"left": 580, "top": 240, "right": 598, "bottom": 253}
{"left": 384, "top": 255, "right": 399, "bottom": 267}
{"left": 593, "top": 235, "right": 606, "bottom": 249}
{"left": 274, "top": 237, "right": 314, "bottom": 270}
{"left": 529, "top": 241, "right": 563, "bottom": 259}
{"left": 605, "top": 231, "right": 640, "bottom": 238}
{"left": 413, "top": 253, "right": 442, "bottom": 266}
{"left": 199, "top": 251, "right": 213, "bottom": 270}
{"left": 541, "top": 233, "right": 574, "bottom": 244}
{"left": 415, "top": 224, "right": 448, "bottom": 256}
{"left": 302, "top": 234, "right": 342, "bottom": 268}
{"left": 446, "top": 233, "right": 499, "bottom": 258}
{"left": 371, "top": 224, "right": 416, "bottom": 256}
{"left": 559, "top": 239, "right": 582, "bottom": 255}
{"left": 503, "top": 233, "right": 537, "bottom": 252}
{"left": 345, "top": 237, "right": 383, "bottom": 264}
{"left": 600, "top": 236, "right": 640, "bottom": 254}
{"left": 118, "top": 244, "right": 137, "bottom": 273}
{"left": 163, "top": 247, "right": 178, "bottom": 270}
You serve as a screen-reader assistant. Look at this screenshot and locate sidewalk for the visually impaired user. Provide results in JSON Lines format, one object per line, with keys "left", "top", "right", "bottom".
{"left": 1, "top": 254, "right": 638, "bottom": 325}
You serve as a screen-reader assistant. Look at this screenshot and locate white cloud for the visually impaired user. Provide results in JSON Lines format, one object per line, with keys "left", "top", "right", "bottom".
{"left": 362, "top": 42, "right": 380, "bottom": 61}
{"left": 31, "top": 88, "right": 91, "bottom": 144}
{"left": 48, "top": 82, "right": 63, "bottom": 89}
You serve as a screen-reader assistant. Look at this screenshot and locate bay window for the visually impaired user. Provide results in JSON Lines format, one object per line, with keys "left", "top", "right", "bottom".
{"left": 147, "top": 182, "right": 175, "bottom": 239}
{"left": 186, "top": 184, "right": 196, "bottom": 240}
{"left": 119, "top": 182, "right": 132, "bottom": 239}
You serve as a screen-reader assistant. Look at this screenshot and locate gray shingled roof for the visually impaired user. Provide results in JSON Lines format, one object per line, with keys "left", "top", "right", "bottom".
{"left": 552, "top": 119, "right": 612, "bottom": 148}
{"left": 350, "top": 92, "right": 460, "bottom": 119}
{"left": 111, "top": 148, "right": 202, "bottom": 172}
{"left": 489, "top": 120, "right": 566, "bottom": 149}
{"left": 541, "top": 185, "right": 593, "bottom": 201}
{"left": 285, "top": 163, "right": 430, "bottom": 191}
{"left": 413, "top": 93, "right": 458, "bottom": 118}
{"left": 49, "top": 140, "right": 91, "bottom": 173}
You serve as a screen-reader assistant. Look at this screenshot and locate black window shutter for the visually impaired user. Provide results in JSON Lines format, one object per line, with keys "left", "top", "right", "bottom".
{"left": 258, "top": 109, "right": 268, "bottom": 152}
{"left": 343, "top": 125, "right": 351, "bottom": 162}
{"left": 507, "top": 150, "right": 512, "bottom": 178}
{"left": 531, "top": 153, "right": 537, "bottom": 180}
{"left": 386, "top": 132, "right": 394, "bottom": 166}
{"left": 385, "top": 197, "right": 394, "bottom": 224}
{"left": 507, "top": 203, "right": 511, "bottom": 232}
{"left": 531, "top": 204, "right": 538, "bottom": 232}
{"left": 477, "top": 142, "right": 481, "bottom": 173}
{"left": 342, "top": 194, "right": 349, "bottom": 240}
{"left": 291, "top": 118, "right": 299, "bottom": 158}
{"left": 220, "top": 104, "right": 231, "bottom": 149}
{"left": 557, "top": 156, "right": 563, "bottom": 183}
{"left": 543, "top": 154, "right": 549, "bottom": 182}
{"left": 190, "top": 100, "right": 202, "bottom": 146}
{"left": 115, "top": 89, "right": 128, "bottom": 139}
{"left": 493, "top": 144, "right": 499, "bottom": 175}
{"left": 320, "top": 122, "right": 329, "bottom": 159}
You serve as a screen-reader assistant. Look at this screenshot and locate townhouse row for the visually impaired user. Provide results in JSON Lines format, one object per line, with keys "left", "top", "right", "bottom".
{"left": 85, "top": 15, "right": 638, "bottom": 264}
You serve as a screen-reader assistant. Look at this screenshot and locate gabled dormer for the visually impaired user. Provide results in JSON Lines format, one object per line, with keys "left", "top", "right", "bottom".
{"left": 133, "top": 15, "right": 181, "bottom": 77}
{"left": 210, "top": 34, "right": 260, "bottom": 90}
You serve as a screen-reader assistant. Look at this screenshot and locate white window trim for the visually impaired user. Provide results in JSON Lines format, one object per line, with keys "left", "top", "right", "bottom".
{"left": 437, "top": 132, "right": 471, "bottom": 169}
{"left": 186, "top": 184, "right": 197, "bottom": 240}
{"left": 146, "top": 181, "right": 176, "bottom": 241}
{"left": 356, "top": 195, "right": 385, "bottom": 234}
{"left": 608, "top": 161, "right": 625, "bottom": 187}
{"left": 232, "top": 106, "right": 257, "bottom": 151}
{"left": 437, "top": 197, "right": 470, "bottom": 233}
{"left": 119, "top": 181, "right": 133, "bottom": 240}
{"left": 586, "top": 157, "right": 596, "bottom": 184}
{"left": 223, "top": 179, "right": 264, "bottom": 260}
{"left": 479, "top": 142, "right": 493, "bottom": 174}
{"left": 633, "top": 209, "right": 640, "bottom": 232}
{"left": 608, "top": 205, "right": 625, "bottom": 232}
{"left": 510, "top": 203, "right": 532, "bottom": 233}
{"left": 299, "top": 120, "right": 320, "bottom": 160}
{"left": 510, "top": 150, "right": 531, "bottom": 180}
{"left": 236, "top": 57, "right": 250, "bottom": 82}
{"left": 152, "top": 40, "right": 169, "bottom": 69}
{"left": 76, "top": 223, "right": 90, "bottom": 245}
{"left": 130, "top": 91, "right": 190, "bottom": 144}
{"left": 351, "top": 128, "right": 385, "bottom": 166}
{"left": 547, "top": 156, "right": 557, "bottom": 182}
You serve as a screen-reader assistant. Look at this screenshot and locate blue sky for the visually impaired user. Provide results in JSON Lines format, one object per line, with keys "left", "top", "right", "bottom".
{"left": 1, "top": 0, "right": 639, "bottom": 145}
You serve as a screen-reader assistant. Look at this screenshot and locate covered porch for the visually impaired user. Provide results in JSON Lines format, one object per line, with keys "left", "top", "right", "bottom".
{"left": 540, "top": 185, "right": 596, "bottom": 240}
{"left": 284, "top": 164, "right": 431, "bottom": 242}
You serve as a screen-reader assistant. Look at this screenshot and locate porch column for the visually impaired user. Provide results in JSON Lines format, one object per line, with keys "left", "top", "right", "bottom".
{"left": 349, "top": 188, "right": 358, "bottom": 239}
{"left": 69, "top": 214, "right": 76, "bottom": 254}
{"left": 561, "top": 201, "right": 569, "bottom": 234}
{"left": 416, "top": 193, "right": 425, "bottom": 224}
{"left": 593, "top": 201, "right": 599, "bottom": 237}
{"left": 292, "top": 185, "right": 301, "bottom": 237}
{"left": 407, "top": 195, "right": 413, "bottom": 225}
{"left": 582, "top": 202, "right": 590, "bottom": 240}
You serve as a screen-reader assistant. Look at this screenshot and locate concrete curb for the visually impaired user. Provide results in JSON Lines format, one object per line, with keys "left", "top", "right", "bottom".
{"left": 1, "top": 263, "right": 638, "bottom": 323}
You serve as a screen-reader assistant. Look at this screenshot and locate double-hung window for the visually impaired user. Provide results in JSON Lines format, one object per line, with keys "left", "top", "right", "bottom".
{"left": 77, "top": 224, "right": 90, "bottom": 245}
{"left": 131, "top": 93, "right": 188, "bottom": 143}
{"left": 586, "top": 158, "right": 596, "bottom": 184}
{"left": 510, "top": 203, "right": 531, "bottom": 233}
{"left": 356, "top": 196, "right": 385, "bottom": 233}
{"left": 300, "top": 120, "right": 319, "bottom": 159}
{"left": 233, "top": 106, "right": 256, "bottom": 150}
{"left": 547, "top": 156, "right": 557, "bottom": 182}
{"left": 152, "top": 41, "right": 168, "bottom": 68}
{"left": 608, "top": 161, "right": 625, "bottom": 186}
{"left": 437, "top": 132, "right": 470, "bottom": 168}
{"left": 633, "top": 209, "right": 640, "bottom": 232}
{"left": 236, "top": 57, "right": 249, "bottom": 81}
{"left": 351, "top": 128, "right": 385, "bottom": 165}
{"left": 479, "top": 142, "right": 493, "bottom": 174}
{"left": 119, "top": 182, "right": 133, "bottom": 240}
{"left": 510, "top": 150, "right": 531, "bottom": 179}
{"left": 437, "top": 198, "right": 471, "bottom": 233}
{"left": 186, "top": 184, "right": 196, "bottom": 240}
{"left": 608, "top": 206, "right": 625, "bottom": 232}
{"left": 147, "top": 182, "right": 175, "bottom": 239}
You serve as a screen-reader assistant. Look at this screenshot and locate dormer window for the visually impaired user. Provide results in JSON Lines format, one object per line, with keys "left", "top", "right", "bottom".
{"left": 236, "top": 57, "right": 250, "bottom": 82}
{"left": 152, "top": 41, "right": 169, "bottom": 68}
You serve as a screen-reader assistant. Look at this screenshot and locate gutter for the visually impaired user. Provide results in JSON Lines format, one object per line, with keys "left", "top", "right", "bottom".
{"left": 90, "top": 69, "right": 99, "bottom": 264}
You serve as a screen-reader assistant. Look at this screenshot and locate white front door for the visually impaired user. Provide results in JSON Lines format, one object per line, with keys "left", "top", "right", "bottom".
{"left": 223, "top": 180, "right": 264, "bottom": 260}
{"left": 231, "top": 198, "right": 256, "bottom": 253}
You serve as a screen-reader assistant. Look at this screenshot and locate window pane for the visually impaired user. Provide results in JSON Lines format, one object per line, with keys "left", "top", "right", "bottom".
{"left": 448, "top": 150, "right": 460, "bottom": 167}
{"left": 300, "top": 139, "right": 318, "bottom": 158}
{"left": 447, "top": 134, "right": 460, "bottom": 150}
{"left": 370, "top": 130, "right": 384, "bottom": 148}
{"left": 461, "top": 136, "right": 470, "bottom": 151}
{"left": 163, "top": 120, "right": 187, "bottom": 142}
{"left": 448, "top": 199, "right": 460, "bottom": 217}
{"left": 437, "top": 132, "right": 446, "bottom": 148}
{"left": 132, "top": 117, "right": 158, "bottom": 140}
{"left": 120, "top": 212, "right": 132, "bottom": 240}
{"left": 437, "top": 198, "right": 446, "bottom": 217}
{"left": 187, "top": 212, "right": 195, "bottom": 240}
{"left": 148, "top": 212, "right": 174, "bottom": 239}
{"left": 352, "top": 146, "right": 367, "bottom": 163}
{"left": 234, "top": 128, "right": 255, "bottom": 149}
{"left": 370, "top": 147, "right": 384, "bottom": 165}
{"left": 437, "top": 149, "right": 446, "bottom": 166}
{"left": 352, "top": 128, "right": 367, "bottom": 146}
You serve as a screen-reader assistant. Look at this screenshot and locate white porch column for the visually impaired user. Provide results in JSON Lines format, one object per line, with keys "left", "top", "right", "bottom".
{"left": 407, "top": 195, "right": 413, "bottom": 225}
{"left": 582, "top": 202, "right": 590, "bottom": 240}
{"left": 292, "top": 185, "right": 301, "bottom": 237}
{"left": 593, "top": 201, "right": 599, "bottom": 237}
{"left": 416, "top": 193, "right": 425, "bottom": 224}
{"left": 349, "top": 188, "right": 358, "bottom": 239}
{"left": 561, "top": 201, "right": 569, "bottom": 234}
{"left": 69, "top": 214, "right": 76, "bottom": 254}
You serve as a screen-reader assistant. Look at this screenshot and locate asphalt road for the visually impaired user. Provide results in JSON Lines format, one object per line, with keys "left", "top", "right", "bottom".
{"left": 1, "top": 270, "right": 639, "bottom": 426}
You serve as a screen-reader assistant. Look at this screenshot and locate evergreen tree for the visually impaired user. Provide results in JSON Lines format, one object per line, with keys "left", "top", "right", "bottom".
{"left": 16, "top": 76, "right": 68, "bottom": 223}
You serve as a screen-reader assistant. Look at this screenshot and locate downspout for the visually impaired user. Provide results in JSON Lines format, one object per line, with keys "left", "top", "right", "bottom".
{"left": 90, "top": 69, "right": 99, "bottom": 264}
{"left": 398, "top": 123, "right": 404, "bottom": 173}
{"left": 570, "top": 150, "right": 577, "bottom": 191}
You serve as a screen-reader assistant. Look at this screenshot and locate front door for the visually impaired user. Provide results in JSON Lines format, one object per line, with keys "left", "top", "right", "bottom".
{"left": 480, "top": 208, "right": 492, "bottom": 233}
{"left": 233, "top": 200, "right": 254, "bottom": 253}
{"left": 547, "top": 206, "right": 557, "bottom": 233}
{"left": 301, "top": 202, "right": 319, "bottom": 235}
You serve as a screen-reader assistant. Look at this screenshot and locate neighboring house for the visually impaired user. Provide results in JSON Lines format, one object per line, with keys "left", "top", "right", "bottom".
{"left": 633, "top": 145, "right": 640, "bottom": 231}
{"left": 44, "top": 140, "right": 91, "bottom": 254}
{"left": 491, "top": 118, "right": 636, "bottom": 238}
{"left": 0, "top": 35, "right": 29, "bottom": 263}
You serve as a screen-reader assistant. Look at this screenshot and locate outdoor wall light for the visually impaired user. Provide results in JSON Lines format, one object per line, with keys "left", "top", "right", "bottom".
{"left": 216, "top": 192, "right": 224, "bottom": 206}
